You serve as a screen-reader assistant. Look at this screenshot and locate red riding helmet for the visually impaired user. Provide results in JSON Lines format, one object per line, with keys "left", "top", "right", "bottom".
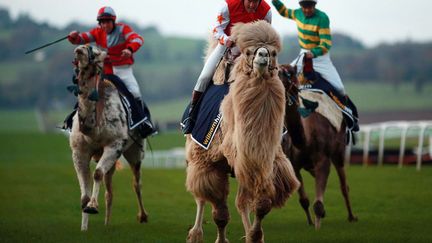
{"left": 97, "top": 6, "right": 116, "bottom": 22}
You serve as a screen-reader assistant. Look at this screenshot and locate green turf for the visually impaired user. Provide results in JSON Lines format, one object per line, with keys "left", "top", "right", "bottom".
{"left": 0, "top": 132, "right": 431, "bottom": 242}
{"left": 345, "top": 81, "right": 432, "bottom": 112}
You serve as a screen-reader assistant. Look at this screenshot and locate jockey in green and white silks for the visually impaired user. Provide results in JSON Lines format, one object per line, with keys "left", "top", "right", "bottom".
{"left": 272, "top": 0, "right": 345, "bottom": 95}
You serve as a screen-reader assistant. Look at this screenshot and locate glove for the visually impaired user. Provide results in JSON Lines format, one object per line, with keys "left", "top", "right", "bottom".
{"left": 68, "top": 31, "right": 81, "bottom": 44}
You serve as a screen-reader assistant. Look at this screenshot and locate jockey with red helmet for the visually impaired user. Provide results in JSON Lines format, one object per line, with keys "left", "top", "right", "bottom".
{"left": 182, "top": 0, "right": 272, "bottom": 134}
{"left": 66, "top": 7, "right": 156, "bottom": 138}
{"left": 68, "top": 6, "right": 144, "bottom": 100}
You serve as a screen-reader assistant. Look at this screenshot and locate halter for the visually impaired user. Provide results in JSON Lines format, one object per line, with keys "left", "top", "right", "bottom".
{"left": 245, "top": 46, "right": 278, "bottom": 72}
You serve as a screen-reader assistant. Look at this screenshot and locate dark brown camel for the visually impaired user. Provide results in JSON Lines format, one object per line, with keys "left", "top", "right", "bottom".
{"left": 278, "top": 64, "right": 358, "bottom": 229}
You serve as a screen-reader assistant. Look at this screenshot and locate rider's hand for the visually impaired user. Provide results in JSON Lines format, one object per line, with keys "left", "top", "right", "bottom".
{"left": 305, "top": 52, "right": 314, "bottom": 59}
{"left": 68, "top": 31, "right": 80, "bottom": 44}
{"left": 121, "top": 48, "right": 132, "bottom": 59}
{"left": 226, "top": 38, "right": 234, "bottom": 48}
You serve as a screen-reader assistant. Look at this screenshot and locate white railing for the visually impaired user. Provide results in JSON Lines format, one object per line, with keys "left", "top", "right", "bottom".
{"left": 142, "top": 148, "right": 186, "bottom": 168}
{"left": 346, "top": 120, "right": 432, "bottom": 170}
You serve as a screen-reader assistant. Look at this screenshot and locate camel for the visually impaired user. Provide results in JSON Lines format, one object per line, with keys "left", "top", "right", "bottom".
{"left": 185, "top": 21, "right": 300, "bottom": 243}
{"left": 69, "top": 45, "right": 148, "bottom": 231}
{"left": 278, "top": 65, "right": 357, "bottom": 229}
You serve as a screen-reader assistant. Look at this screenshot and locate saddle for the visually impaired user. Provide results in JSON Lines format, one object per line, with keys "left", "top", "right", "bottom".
{"left": 299, "top": 56, "right": 359, "bottom": 132}
{"left": 63, "top": 73, "right": 156, "bottom": 137}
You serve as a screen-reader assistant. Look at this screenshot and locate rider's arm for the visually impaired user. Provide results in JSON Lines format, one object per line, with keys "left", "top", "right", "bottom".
{"left": 68, "top": 27, "right": 100, "bottom": 45}
{"left": 310, "top": 16, "right": 332, "bottom": 57}
{"left": 122, "top": 24, "right": 144, "bottom": 53}
{"left": 264, "top": 8, "right": 272, "bottom": 24}
{"left": 68, "top": 29, "right": 95, "bottom": 45}
{"left": 213, "top": 2, "right": 231, "bottom": 45}
{"left": 272, "top": 0, "right": 296, "bottom": 20}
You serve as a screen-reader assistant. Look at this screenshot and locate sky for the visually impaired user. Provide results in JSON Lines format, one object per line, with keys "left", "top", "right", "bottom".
{"left": 0, "top": 0, "right": 431, "bottom": 47}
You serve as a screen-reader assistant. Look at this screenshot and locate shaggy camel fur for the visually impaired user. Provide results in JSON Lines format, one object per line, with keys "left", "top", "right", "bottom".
{"left": 185, "top": 21, "right": 300, "bottom": 243}
{"left": 70, "top": 45, "right": 148, "bottom": 231}
{"left": 279, "top": 65, "right": 357, "bottom": 229}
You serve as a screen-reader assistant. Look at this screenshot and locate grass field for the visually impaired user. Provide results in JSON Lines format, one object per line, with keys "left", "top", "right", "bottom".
{"left": 0, "top": 132, "right": 431, "bottom": 242}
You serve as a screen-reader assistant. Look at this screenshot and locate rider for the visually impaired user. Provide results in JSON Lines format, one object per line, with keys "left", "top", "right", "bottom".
{"left": 182, "top": 0, "right": 272, "bottom": 134}
{"left": 271, "top": 0, "right": 358, "bottom": 131}
{"left": 66, "top": 6, "right": 156, "bottom": 137}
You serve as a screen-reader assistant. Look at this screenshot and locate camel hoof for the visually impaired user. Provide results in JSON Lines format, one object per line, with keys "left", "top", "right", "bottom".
{"left": 215, "top": 237, "right": 229, "bottom": 243}
{"left": 187, "top": 228, "right": 203, "bottom": 243}
{"left": 138, "top": 212, "right": 148, "bottom": 223}
{"left": 83, "top": 206, "right": 99, "bottom": 214}
{"left": 348, "top": 215, "right": 358, "bottom": 222}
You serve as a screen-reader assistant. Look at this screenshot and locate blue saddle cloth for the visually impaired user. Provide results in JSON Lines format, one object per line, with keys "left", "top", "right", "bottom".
{"left": 182, "top": 83, "right": 230, "bottom": 149}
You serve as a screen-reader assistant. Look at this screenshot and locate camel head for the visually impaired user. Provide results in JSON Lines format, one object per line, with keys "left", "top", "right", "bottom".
{"left": 74, "top": 45, "right": 106, "bottom": 72}
{"left": 231, "top": 20, "right": 281, "bottom": 77}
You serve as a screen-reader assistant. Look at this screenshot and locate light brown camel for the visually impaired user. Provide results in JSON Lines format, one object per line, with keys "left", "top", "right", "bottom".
{"left": 279, "top": 65, "right": 357, "bottom": 229}
{"left": 69, "top": 45, "right": 148, "bottom": 231}
{"left": 185, "top": 21, "right": 300, "bottom": 243}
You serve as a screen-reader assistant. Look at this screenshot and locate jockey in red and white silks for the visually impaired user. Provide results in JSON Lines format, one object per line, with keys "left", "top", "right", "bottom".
{"left": 194, "top": 0, "right": 272, "bottom": 92}
{"left": 68, "top": 6, "right": 144, "bottom": 99}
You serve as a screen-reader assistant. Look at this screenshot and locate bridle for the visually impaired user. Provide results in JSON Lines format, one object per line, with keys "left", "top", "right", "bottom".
{"left": 245, "top": 46, "right": 278, "bottom": 72}
{"left": 279, "top": 65, "right": 300, "bottom": 107}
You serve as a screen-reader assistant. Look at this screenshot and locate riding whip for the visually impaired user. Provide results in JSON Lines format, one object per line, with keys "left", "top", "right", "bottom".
{"left": 24, "top": 35, "right": 69, "bottom": 54}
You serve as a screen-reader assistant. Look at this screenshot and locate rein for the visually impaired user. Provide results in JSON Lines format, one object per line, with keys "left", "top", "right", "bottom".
{"left": 74, "top": 46, "right": 105, "bottom": 128}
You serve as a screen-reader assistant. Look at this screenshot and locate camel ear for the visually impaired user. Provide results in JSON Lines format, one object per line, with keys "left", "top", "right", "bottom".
{"left": 93, "top": 49, "right": 107, "bottom": 63}
{"left": 98, "top": 50, "right": 107, "bottom": 61}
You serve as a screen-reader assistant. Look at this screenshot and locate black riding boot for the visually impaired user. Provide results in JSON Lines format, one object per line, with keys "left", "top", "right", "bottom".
{"left": 61, "top": 103, "right": 78, "bottom": 130}
{"left": 135, "top": 98, "right": 157, "bottom": 138}
{"left": 182, "top": 90, "right": 203, "bottom": 134}
{"left": 345, "top": 95, "right": 359, "bottom": 132}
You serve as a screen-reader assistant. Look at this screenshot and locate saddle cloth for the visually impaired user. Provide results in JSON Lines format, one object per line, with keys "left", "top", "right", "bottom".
{"left": 299, "top": 89, "right": 343, "bottom": 132}
{"left": 102, "top": 74, "right": 152, "bottom": 130}
{"left": 181, "top": 83, "right": 230, "bottom": 149}
{"left": 300, "top": 75, "right": 358, "bottom": 131}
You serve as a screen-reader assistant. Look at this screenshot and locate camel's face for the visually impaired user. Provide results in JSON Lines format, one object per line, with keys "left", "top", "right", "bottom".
{"left": 74, "top": 45, "right": 106, "bottom": 70}
{"left": 247, "top": 46, "right": 278, "bottom": 75}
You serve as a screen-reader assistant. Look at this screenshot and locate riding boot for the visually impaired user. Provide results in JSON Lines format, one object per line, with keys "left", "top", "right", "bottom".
{"left": 344, "top": 95, "right": 359, "bottom": 132}
{"left": 61, "top": 103, "right": 78, "bottom": 130}
{"left": 135, "top": 98, "right": 157, "bottom": 138}
{"left": 182, "top": 90, "right": 203, "bottom": 134}
{"left": 303, "top": 56, "right": 317, "bottom": 81}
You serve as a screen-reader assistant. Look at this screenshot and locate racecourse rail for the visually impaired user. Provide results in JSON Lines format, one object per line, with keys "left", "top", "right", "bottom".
{"left": 140, "top": 120, "right": 432, "bottom": 171}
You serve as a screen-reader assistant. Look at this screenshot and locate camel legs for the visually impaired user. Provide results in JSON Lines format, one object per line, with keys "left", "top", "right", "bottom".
{"left": 103, "top": 165, "right": 115, "bottom": 225}
{"left": 124, "top": 142, "right": 148, "bottom": 223}
{"left": 186, "top": 161, "right": 230, "bottom": 243}
{"left": 313, "top": 159, "right": 331, "bottom": 230}
{"left": 84, "top": 143, "right": 123, "bottom": 214}
{"left": 187, "top": 198, "right": 206, "bottom": 243}
{"left": 334, "top": 165, "right": 358, "bottom": 222}
{"left": 236, "top": 186, "right": 251, "bottom": 235}
{"left": 295, "top": 170, "right": 314, "bottom": 226}
{"left": 247, "top": 195, "right": 272, "bottom": 243}
{"left": 72, "top": 150, "right": 92, "bottom": 231}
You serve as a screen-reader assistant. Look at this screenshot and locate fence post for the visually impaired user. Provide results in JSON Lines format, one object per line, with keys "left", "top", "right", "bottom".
{"left": 362, "top": 127, "right": 371, "bottom": 166}
{"left": 378, "top": 124, "right": 386, "bottom": 166}
{"left": 398, "top": 125, "right": 408, "bottom": 168}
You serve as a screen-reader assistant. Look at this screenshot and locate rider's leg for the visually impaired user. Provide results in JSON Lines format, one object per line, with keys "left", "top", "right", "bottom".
{"left": 113, "top": 65, "right": 156, "bottom": 138}
{"left": 113, "top": 65, "right": 142, "bottom": 98}
{"left": 182, "top": 44, "right": 228, "bottom": 134}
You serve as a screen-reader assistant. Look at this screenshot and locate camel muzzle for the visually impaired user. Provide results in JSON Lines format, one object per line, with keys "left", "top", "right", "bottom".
{"left": 253, "top": 47, "right": 270, "bottom": 72}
